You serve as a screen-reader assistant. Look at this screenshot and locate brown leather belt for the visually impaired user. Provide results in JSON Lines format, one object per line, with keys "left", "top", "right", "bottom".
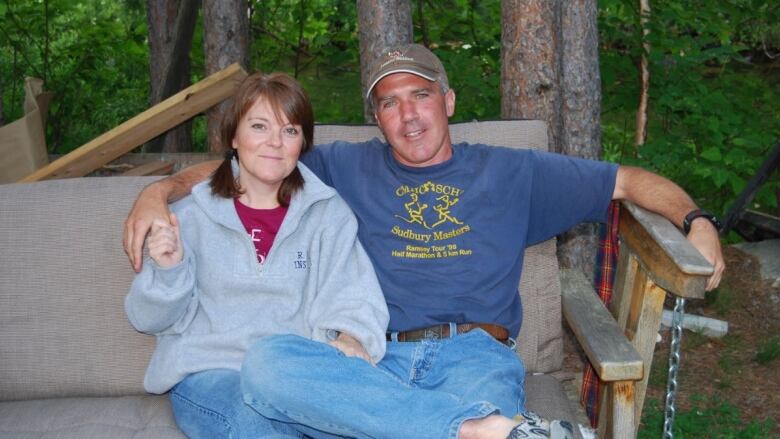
{"left": 386, "top": 323, "right": 510, "bottom": 343}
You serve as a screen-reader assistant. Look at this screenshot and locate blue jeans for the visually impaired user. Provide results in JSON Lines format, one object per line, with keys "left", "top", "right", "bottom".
{"left": 241, "top": 329, "right": 526, "bottom": 439}
{"left": 170, "top": 369, "right": 305, "bottom": 439}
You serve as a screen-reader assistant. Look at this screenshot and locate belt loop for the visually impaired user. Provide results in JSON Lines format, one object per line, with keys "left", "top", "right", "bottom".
{"left": 448, "top": 322, "right": 457, "bottom": 339}
{"left": 389, "top": 331, "right": 399, "bottom": 342}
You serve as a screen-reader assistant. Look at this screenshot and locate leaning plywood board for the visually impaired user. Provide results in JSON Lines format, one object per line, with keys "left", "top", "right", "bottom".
{"left": 19, "top": 63, "right": 247, "bottom": 182}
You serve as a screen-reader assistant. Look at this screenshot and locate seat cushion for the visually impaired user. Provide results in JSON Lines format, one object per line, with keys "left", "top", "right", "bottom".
{"left": 0, "top": 395, "right": 184, "bottom": 439}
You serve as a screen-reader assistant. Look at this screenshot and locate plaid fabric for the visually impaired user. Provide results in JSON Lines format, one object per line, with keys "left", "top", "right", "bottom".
{"left": 580, "top": 201, "right": 621, "bottom": 427}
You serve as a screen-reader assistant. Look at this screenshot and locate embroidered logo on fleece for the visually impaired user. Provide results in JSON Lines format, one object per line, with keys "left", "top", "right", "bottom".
{"left": 294, "top": 251, "right": 308, "bottom": 269}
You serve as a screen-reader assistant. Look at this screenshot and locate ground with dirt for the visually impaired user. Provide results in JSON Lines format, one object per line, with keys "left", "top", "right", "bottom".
{"left": 562, "top": 245, "right": 780, "bottom": 437}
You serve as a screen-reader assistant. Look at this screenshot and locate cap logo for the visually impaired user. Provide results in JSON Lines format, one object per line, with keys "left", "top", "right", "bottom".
{"left": 379, "top": 50, "right": 416, "bottom": 69}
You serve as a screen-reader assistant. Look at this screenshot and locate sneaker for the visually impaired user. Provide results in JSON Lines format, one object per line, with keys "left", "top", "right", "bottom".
{"left": 550, "top": 420, "right": 574, "bottom": 439}
{"left": 507, "top": 412, "right": 575, "bottom": 439}
{"left": 507, "top": 411, "right": 550, "bottom": 438}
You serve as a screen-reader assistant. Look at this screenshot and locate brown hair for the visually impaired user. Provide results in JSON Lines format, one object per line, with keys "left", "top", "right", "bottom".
{"left": 210, "top": 72, "right": 314, "bottom": 205}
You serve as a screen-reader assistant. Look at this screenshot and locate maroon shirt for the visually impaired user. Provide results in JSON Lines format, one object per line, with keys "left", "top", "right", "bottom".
{"left": 233, "top": 198, "right": 288, "bottom": 264}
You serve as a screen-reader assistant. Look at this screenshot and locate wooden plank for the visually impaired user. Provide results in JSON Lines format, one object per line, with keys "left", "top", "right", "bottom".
{"left": 120, "top": 161, "right": 175, "bottom": 176}
{"left": 740, "top": 209, "right": 780, "bottom": 237}
{"left": 620, "top": 202, "right": 711, "bottom": 299}
{"left": 624, "top": 273, "right": 666, "bottom": 432}
{"left": 560, "top": 269, "right": 643, "bottom": 381}
{"left": 610, "top": 381, "right": 636, "bottom": 439}
{"left": 19, "top": 63, "right": 247, "bottom": 182}
{"left": 611, "top": 243, "right": 639, "bottom": 329}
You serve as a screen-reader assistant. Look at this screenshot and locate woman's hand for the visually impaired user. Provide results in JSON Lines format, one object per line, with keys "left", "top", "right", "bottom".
{"left": 124, "top": 182, "right": 173, "bottom": 272}
{"left": 147, "top": 213, "right": 183, "bottom": 269}
{"left": 328, "top": 332, "right": 374, "bottom": 365}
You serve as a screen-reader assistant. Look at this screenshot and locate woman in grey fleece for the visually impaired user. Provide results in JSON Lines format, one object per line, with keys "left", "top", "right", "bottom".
{"left": 125, "top": 72, "right": 388, "bottom": 439}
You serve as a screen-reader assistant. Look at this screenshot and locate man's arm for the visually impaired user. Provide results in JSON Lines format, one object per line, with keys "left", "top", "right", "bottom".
{"left": 123, "top": 160, "right": 220, "bottom": 272}
{"left": 613, "top": 165, "right": 725, "bottom": 291}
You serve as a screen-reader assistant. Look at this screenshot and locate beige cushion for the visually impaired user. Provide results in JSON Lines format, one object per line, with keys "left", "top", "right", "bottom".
{"left": 0, "top": 177, "right": 159, "bottom": 401}
{"left": 0, "top": 395, "right": 184, "bottom": 438}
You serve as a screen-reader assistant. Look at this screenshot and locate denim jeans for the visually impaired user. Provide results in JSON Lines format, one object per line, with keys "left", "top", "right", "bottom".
{"left": 170, "top": 369, "right": 305, "bottom": 439}
{"left": 241, "top": 329, "right": 526, "bottom": 439}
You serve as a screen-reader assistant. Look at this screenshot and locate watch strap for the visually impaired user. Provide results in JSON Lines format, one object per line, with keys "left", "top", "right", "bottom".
{"left": 683, "top": 209, "right": 722, "bottom": 235}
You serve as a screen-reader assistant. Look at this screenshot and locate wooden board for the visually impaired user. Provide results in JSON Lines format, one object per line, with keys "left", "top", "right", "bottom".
{"left": 120, "top": 161, "right": 175, "bottom": 176}
{"left": 19, "top": 63, "right": 247, "bottom": 182}
{"left": 560, "top": 269, "right": 644, "bottom": 382}
{"left": 619, "top": 202, "right": 711, "bottom": 299}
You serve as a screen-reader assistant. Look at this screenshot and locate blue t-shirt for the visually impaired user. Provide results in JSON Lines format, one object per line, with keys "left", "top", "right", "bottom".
{"left": 301, "top": 139, "right": 617, "bottom": 336}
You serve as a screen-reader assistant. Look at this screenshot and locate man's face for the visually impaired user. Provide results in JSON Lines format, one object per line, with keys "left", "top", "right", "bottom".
{"left": 373, "top": 73, "right": 456, "bottom": 167}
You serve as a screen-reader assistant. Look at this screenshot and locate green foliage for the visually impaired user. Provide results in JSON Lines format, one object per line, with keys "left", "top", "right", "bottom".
{"left": 248, "top": 0, "right": 363, "bottom": 123}
{"left": 755, "top": 335, "right": 780, "bottom": 365}
{"left": 412, "top": 0, "right": 502, "bottom": 122}
{"left": 0, "top": 0, "right": 149, "bottom": 153}
{"left": 2, "top": 0, "right": 779, "bottom": 219}
{"left": 599, "top": 0, "right": 780, "bottom": 216}
{"left": 639, "top": 396, "right": 775, "bottom": 438}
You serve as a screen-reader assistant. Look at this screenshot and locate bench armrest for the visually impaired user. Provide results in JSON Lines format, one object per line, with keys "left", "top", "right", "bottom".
{"left": 620, "top": 202, "right": 713, "bottom": 299}
{"left": 560, "top": 268, "right": 643, "bottom": 382}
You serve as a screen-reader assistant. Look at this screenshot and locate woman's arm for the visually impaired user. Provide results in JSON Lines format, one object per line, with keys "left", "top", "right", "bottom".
{"left": 307, "top": 203, "right": 389, "bottom": 364}
{"left": 125, "top": 212, "right": 198, "bottom": 335}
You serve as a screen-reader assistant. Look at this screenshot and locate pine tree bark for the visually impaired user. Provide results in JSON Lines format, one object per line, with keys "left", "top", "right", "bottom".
{"left": 203, "top": 0, "right": 250, "bottom": 152}
{"left": 0, "top": 80, "right": 4, "bottom": 127}
{"left": 558, "top": 0, "right": 602, "bottom": 280}
{"left": 357, "top": 0, "right": 413, "bottom": 122}
{"left": 502, "top": 0, "right": 603, "bottom": 279}
{"left": 500, "top": 0, "right": 563, "bottom": 153}
{"left": 145, "top": 0, "right": 198, "bottom": 153}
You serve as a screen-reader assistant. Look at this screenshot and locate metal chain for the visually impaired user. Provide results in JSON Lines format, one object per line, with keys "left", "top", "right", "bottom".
{"left": 663, "top": 297, "right": 686, "bottom": 438}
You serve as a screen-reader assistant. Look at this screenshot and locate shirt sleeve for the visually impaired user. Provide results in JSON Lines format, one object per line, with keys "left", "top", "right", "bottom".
{"left": 526, "top": 150, "right": 618, "bottom": 245}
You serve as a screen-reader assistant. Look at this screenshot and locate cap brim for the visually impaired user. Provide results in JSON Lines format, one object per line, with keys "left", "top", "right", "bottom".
{"left": 365, "top": 69, "right": 438, "bottom": 99}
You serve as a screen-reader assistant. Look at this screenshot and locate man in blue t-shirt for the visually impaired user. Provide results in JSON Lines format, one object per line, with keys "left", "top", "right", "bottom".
{"left": 124, "top": 44, "right": 724, "bottom": 439}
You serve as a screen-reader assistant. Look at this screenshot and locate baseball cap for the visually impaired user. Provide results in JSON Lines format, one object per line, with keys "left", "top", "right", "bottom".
{"left": 365, "top": 43, "right": 450, "bottom": 99}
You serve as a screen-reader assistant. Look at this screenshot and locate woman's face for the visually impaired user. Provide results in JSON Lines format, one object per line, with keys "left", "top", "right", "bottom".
{"left": 232, "top": 96, "right": 304, "bottom": 194}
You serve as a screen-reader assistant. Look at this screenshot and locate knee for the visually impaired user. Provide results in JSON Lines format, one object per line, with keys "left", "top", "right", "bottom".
{"left": 241, "top": 334, "right": 315, "bottom": 398}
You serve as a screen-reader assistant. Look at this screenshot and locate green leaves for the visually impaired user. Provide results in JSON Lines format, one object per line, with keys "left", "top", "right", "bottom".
{"left": 600, "top": 0, "right": 780, "bottom": 216}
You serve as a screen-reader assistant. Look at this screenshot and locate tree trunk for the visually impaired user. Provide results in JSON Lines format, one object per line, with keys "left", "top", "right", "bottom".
{"left": 0, "top": 80, "right": 4, "bottom": 127}
{"left": 558, "top": 0, "right": 602, "bottom": 280}
{"left": 203, "top": 0, "right": 250, "bottom": 152}
{"left": 357, "top": 0, "right": 413, "bottom": 122}
{"left": 635, "top": 0, "right": 651, "bottom": 147}
{"left": 502, "top": 0, "right": 604, "bottom": 279}
{"left": 145, "top": 0, "right": 197, "bottom": 153}
{"left": 500, "top": 0, "right": 563, "bottom": 153}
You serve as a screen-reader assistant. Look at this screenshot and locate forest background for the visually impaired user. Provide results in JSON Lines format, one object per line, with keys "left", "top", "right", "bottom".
{"left": 1, "top": 0, "right": 779, "bottom": 226}
{"left": 2, "top": 0, "right": 780, "bottom": 436}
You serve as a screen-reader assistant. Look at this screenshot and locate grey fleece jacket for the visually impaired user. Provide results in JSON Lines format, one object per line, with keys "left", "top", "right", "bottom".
{"left": 125, "top": 162, "right": 389, "bottom": 394}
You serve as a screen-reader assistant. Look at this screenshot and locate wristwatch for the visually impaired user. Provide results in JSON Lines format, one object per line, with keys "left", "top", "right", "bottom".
{"left": 682, "top": 209, "right": 722, "bottom": 235}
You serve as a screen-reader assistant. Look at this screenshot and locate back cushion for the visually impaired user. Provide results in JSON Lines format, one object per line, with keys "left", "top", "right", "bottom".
{"left": 0, "top": 176, "right": 159, "bottom": 400}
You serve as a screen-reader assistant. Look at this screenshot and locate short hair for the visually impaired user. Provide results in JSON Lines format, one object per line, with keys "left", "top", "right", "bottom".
{"left": 210, "top": 72, "right": 314, "bottom": 205}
